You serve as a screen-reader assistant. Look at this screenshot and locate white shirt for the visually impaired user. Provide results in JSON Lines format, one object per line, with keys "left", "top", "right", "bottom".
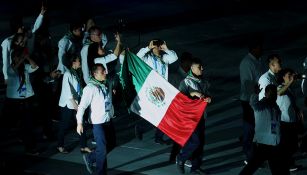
{"left": 81, "top": 44, "right": 117, "bottom": 84}
{"left": 1, "top": 14, "right": 43, "bottom": 81}
{"left": 136, "top": 47, "right": 178, "bottom": 80}
{"left": 58, "top": 71, "right": 81, "bottom": 109}
{"left": 258, "top": 69, "right": 277, "bottom": 100}
{"left": 276, "top": 85, "right": 297, "bottom": 122}
{"left": 76, "top": 83, "right": 114, "bottom": 124}
{"left": 57, "top": 36, "right": 72, "bottom": 73}
{"left": 239, "top": 53, "right": 265, "bottom": 101}
{"left": 250, "top": 95, "right": 281, "bottom": 146}
{"left": 6, "top": 64, "right": 38, "bottom": 99}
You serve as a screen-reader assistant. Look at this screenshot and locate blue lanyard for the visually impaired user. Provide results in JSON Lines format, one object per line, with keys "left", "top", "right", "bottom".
{"left": 152, "top": 56, "right": 166, "bottom": 79}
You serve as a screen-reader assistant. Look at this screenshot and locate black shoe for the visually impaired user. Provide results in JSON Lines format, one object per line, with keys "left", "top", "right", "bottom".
{"left": 176, "top": 160, "right": 185, "bottom": 174}
{"left": 82, "top": 154, "right": 93, "bottom": 174}
{"left": 135, "top": 125, "right": 143, "bottom": 140}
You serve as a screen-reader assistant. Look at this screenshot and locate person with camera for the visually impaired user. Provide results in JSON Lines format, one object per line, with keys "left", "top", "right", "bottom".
{"left": 258, "top": 54, "right": 282, "bottom": 100}
{"left": 276, "top": 68, "right": 303, "bottom": 172}
{"left": 1, "top": 3, "right": 46, "bottom": 85}
{"left": 81, "top": 26, "right": 122, "bottom": 84}
{"left": 4, "top": 33, "right": 40, "bottom": 155}
{"left": 135, "top": 39, "right": 178, "bottom": 144}
{"left": 239, "top": 84, "right": 289, "bottom": 175}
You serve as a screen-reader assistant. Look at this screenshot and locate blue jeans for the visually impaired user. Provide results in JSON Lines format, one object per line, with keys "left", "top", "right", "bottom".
{"left": 88, "top": 123, "right": 107, "bottom": 175}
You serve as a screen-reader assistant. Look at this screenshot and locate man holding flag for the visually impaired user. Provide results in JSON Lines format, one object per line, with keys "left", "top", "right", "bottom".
{"left": 120, "top": 50, "right": 208, "bottom": 158}
{"left": 177, "top": 57, "right": 211, "bottom": 174}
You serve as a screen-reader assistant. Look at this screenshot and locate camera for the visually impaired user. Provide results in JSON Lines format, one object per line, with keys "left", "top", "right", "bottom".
{"left": 152, "top": 39, "right": 164, "bottom": 47}
{"left": 294, "top": 73, "right": 306, "bottom": 80}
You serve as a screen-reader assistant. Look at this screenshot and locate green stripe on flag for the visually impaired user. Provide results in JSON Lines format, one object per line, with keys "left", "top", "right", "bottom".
{"left": 120, "top": 50, "right": 152, "bottom": 106}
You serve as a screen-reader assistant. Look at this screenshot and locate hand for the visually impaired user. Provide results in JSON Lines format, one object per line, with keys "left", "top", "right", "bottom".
{"left": 115, "top": 32, "right": 121, "bottom": 43}
{"left": 76, "top": 124, "right": 83, "bottom": 136}
{"left": 73, "top": 103, "right": 79, "bottom": 111}
{"left": 160, "top": 41, "right": 168, "bottom": 51}
{"left": 287, "top": 74, "right": 294, "bottom": 85}
{"left": 203, "top": 97, "right": 211, "bottom": 103}
{"left": 113, "top": 89, "right": 116, "bottom": 95}
{"left": 40, "top": 2, "right": 47, "bottom": 15}
{"left": 149, "top": 40, "right": 157, "bottom": 49}
{"left": 50, "top": 69, "right": 61, "bottom": 79}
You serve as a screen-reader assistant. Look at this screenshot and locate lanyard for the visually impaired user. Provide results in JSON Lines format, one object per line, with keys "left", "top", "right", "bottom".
{"left": 152, "top": 55, "right": 166, "bottom": 79}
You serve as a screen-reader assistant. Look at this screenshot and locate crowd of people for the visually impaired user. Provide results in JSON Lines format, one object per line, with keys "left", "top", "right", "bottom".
{"left": 1, "top": 2, "right": 307, "bottom": 175}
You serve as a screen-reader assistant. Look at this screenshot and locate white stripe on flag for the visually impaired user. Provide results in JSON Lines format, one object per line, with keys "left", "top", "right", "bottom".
{"left": 130, "top": 70, "right": 179, "bottom": 126}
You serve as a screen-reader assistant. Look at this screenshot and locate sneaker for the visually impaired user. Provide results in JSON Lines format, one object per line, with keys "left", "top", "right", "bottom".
{"left": 82, "top": 154, "right": 93, "bottom": 174}
{"left": 244, "top": 160, "right": 248, "bottom": 165}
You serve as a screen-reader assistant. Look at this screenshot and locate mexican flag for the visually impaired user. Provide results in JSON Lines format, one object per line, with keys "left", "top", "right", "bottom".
{"left": 120, "top": 50, "right": 207, "bottom": 146}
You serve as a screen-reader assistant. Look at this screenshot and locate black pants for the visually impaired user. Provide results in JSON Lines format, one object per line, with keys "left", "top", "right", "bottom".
{"left": 3, "top": 97, "right": 37, "bottom": 151}
{"left": 239, "top": 143, "right": 289, "bottom": 175}
{"left": 57, "top": 106, "right": 87, "bottom": 148}
{"left": 280, "top": 121, "right": 298, "bottom": 168}
{"left": 241, "top": 100, "right": 255, "bottom": 162}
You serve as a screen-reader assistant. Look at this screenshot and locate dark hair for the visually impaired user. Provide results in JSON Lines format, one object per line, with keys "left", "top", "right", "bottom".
{"left": 248, "top": 38, "right": 263, "bottom": 51}
{"left": 277, "top": 68, "right": 295, "bottom": 85}
{"left": 267, "top": 54, "right": 281, "bottom": 65}
{"left": 88, "top": 26, "right": 102, "bottom": 35}
{"left": 191, "top": 57, "right": 202, "bottom": 66}
{"left": 87, "top": 42, "right": 101, "bottom": 70}
{"left": 91, "top": 63, "right": 105, "bottom": 76}
{"left": 11, "top": 33, "right": 26, "bottom": 50}
{"left": 265, "top": 84, "right": 277, "bottom": 94}
{"left": 152, "top": 39, "right": 164, "bottom": 47}
{"left": 10, "top": 15, "right": 23, "bottom": 34}
{"left": 64, "top": 52, "right": 80, "bottom": 68}
{"left": 69, "top": 20, "right": 83, "bottom": 32}
{"left": 180, "top": 52, "right": 193, "bottom": 64}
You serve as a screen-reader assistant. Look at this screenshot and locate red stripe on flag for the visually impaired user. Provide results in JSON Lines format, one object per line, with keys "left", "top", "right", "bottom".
{"left": 157, "top": 93, "right": 207, "bottom": 146}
